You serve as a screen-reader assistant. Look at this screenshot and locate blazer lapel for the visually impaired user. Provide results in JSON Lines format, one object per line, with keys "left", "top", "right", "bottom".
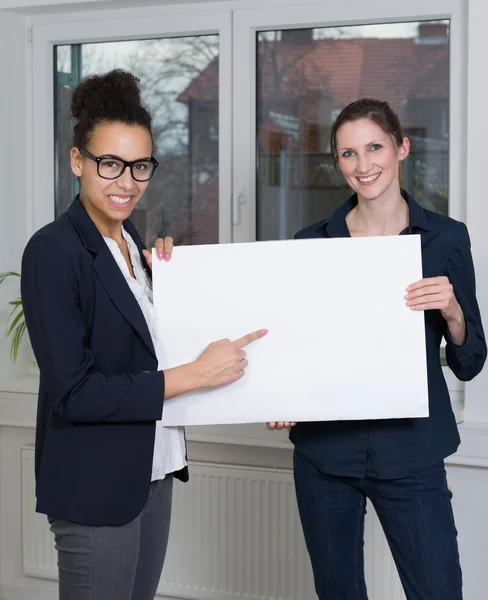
{"left": 67, "top": 197, "right": 156, "bottom": 359}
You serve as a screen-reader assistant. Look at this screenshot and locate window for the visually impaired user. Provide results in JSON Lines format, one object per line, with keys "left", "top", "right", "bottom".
{"left": 256, "top": 20, "right": 450, "bottom": 241}
{"left": 31, "top": 2, "right": 465, "bottom": 426}
{"left": 54, "top": 35, "right": 220, "bottom": 247}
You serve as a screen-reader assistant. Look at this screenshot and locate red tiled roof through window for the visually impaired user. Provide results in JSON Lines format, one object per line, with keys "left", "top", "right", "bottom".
{"left": 177, "top": 56, "right": 219, "bottom": 103}
{"left": 177, "top": 35, "right": 448, "bottom": 115}
{"left": 173, "top": 29, "right": 448, "bottom": 240}
{"left": 359, "top": 39, "right": 414, "bottom": 119}
{"left": 409, "top": 45, "right": 449, "bottom": 100}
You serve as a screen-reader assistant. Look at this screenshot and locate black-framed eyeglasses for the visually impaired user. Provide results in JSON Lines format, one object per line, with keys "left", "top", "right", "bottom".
{"left": 79, "top": 148, "right": 159, "bottom": 182}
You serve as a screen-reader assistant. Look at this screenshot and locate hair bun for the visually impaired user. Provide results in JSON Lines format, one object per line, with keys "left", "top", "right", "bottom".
{"left": 71, "top": 69, "right": 143, "bottom": 120}
{"left": 70, "top": 69, "right": 153, "bottom": 149}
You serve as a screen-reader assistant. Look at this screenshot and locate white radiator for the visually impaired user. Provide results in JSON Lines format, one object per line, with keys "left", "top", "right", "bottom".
{"left": 21, "top": 447, "right": 405, "bottom": 599}
{"left": 21, "top": 448, "right": 57, "bottom": 580}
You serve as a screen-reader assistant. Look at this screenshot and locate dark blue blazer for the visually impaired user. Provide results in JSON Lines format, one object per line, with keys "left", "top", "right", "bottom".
{"left": 290, "top": 191, "right": 487, "bottom": 479}
{"left": 21, "top": 196, "right": 188, "bottom": 526}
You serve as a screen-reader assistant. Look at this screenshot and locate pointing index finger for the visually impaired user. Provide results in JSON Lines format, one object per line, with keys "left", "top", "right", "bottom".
{"left": 233, "top": 329, "right": 268, "bottom": 349}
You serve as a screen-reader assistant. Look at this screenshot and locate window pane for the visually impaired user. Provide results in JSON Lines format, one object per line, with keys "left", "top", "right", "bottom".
{"left": 256, "top": 21, "right": 449, "bottom": 241}
{"left": 54, "top": 35, "right": 220, "bottom": 246}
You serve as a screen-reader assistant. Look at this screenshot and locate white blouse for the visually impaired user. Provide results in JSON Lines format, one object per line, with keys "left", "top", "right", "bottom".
{"left": 104, "top": 228, "right": 187, "bottom": 481}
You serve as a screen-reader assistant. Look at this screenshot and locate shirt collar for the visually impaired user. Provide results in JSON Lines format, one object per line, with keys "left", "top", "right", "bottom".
{"left": 403, "top": 190, "right": 432, "bottom": 232}
{"left": 318, "top": 189, "right": 432, "bottom": 237}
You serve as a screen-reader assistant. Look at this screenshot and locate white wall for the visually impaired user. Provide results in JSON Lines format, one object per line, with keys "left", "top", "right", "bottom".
{"left": 0, "top": 0, "right": 230, "bottom": 10}
{"left": 0, "top": 10, "right": 28, "bottom": 269}
{"left": 464, "top": 0, "right": 488, "bottom": 423}
{"left": 0, "top": 9, "right": 29, "bottom": 380}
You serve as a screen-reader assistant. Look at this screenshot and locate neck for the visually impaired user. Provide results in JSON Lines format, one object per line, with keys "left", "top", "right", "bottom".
{"left": 80, "top": 194, "right": 124, "bottom": 243}
{"left": 349, "top": 188, "right": 408, "bottom": 236}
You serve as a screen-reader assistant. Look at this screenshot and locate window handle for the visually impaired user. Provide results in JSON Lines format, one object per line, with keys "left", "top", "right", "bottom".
{"left": 232, "top": 188, "right": 246, "bottom": 226}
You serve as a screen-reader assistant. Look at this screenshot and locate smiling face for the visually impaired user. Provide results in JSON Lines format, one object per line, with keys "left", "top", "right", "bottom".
{"left": 70, "top": 121, "right": 153, "bottom": 235}
{"left": 335, "top": 117, "right": 410, "bottom": 203}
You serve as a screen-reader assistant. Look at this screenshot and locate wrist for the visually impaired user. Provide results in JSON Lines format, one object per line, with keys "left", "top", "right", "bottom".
{"left": 446, "top": 310, "right": 467, "bottom": 347}
{"left": 164, "top": 362, "right": 203, "bottom": 399}
{"left": 184, "top": 360, "right": 204, "bottom": 392}
{"left": 445, "top": 306, "right": 464, "bottom": 326}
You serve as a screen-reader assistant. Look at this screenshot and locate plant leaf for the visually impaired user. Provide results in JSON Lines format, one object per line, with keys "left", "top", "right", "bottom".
{"left": 7, "top": 308, "right": 25, "bottom": 337}
{"left": 0, "top": 271, "right": 20, "bottom": 285}
{"left": 10, "top": 320, "right": 26, "bottom": 362}
{"left": 8, "top": 298, "right": 22, "bottom": 307}
{"left": 8, "top": 304, "right": 22, "bottom": 320}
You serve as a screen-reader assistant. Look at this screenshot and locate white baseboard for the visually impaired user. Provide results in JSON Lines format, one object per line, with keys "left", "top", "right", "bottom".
{"left": 0, "top": 585, "right": 187, "bottom": 600}
{"left": 1, "top": 584, "right": 56, "bottom": 600}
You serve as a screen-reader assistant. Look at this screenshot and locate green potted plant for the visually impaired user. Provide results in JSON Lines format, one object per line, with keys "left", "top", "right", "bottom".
{"left": 0, "top": 271, "right": 26, "bottom": 361}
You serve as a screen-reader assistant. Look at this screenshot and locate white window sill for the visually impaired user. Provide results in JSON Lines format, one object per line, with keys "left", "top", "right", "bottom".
{"left": 0, "top": 373, "right": 39, "bottom": 395}
{"left": 0, "top": 367, "right": 470, "bottom": 457}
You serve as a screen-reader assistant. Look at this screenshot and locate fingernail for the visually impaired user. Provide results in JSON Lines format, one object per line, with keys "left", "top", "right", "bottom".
{"left": 158, "top": 252, "right": 163, "bottom": 259}
{"left": 164, "top": 254, "right": 170, "bottom": 261}
{"left": 406, "top": 286, "right": 411, "bottom": 291}
{"left": 261, "top": 329, "right": 268, "bottom": 335}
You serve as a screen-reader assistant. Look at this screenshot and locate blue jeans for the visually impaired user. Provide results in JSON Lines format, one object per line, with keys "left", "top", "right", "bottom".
{"left": 293, "top": 450, "right": 462, "bottom": 599}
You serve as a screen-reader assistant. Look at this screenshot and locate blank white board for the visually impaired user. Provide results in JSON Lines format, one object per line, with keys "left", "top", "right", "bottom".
{"left": 152, "top": 236, "right": 428, "bottom": 426}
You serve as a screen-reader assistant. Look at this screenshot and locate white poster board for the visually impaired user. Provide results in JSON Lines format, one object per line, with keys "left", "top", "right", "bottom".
{"left": 152, "top": 236, "right": 428, "bottom": 426}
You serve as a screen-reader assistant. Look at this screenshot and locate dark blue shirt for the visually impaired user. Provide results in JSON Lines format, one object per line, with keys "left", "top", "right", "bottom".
{"left": 290, "top": 191, "right": 486, "bottom": 479}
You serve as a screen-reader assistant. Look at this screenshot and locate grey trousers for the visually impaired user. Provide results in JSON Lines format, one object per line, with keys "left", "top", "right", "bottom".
{"left": 48, "top": 476, "right": 173, "bottom": 600}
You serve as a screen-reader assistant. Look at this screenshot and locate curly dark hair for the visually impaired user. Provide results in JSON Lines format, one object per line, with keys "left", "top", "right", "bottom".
{"left": 70, "top": 69, "right": 153, "bottom": 148}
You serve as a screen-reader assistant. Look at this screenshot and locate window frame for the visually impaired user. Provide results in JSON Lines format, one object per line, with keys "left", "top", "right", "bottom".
{"left": 24, "top": 0, "right": 466, "bottom": 440}
{"left": 31, "top": 9, "right": 233, "bottom": 243}
{"left": 231, "top": 0, "right": 466, "bottom": 245}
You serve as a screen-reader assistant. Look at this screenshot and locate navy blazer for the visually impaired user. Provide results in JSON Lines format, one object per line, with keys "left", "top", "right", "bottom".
{"left": 290, "top": 191, "right": 487, "bottom": 479}
{"left": 21, "top": 196, "right": 188, "bottom": 526}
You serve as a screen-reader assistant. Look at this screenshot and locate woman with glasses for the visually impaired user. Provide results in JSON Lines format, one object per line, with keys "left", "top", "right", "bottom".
{"left": 20, "top": 69, "right": 267, "bottom": 600}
